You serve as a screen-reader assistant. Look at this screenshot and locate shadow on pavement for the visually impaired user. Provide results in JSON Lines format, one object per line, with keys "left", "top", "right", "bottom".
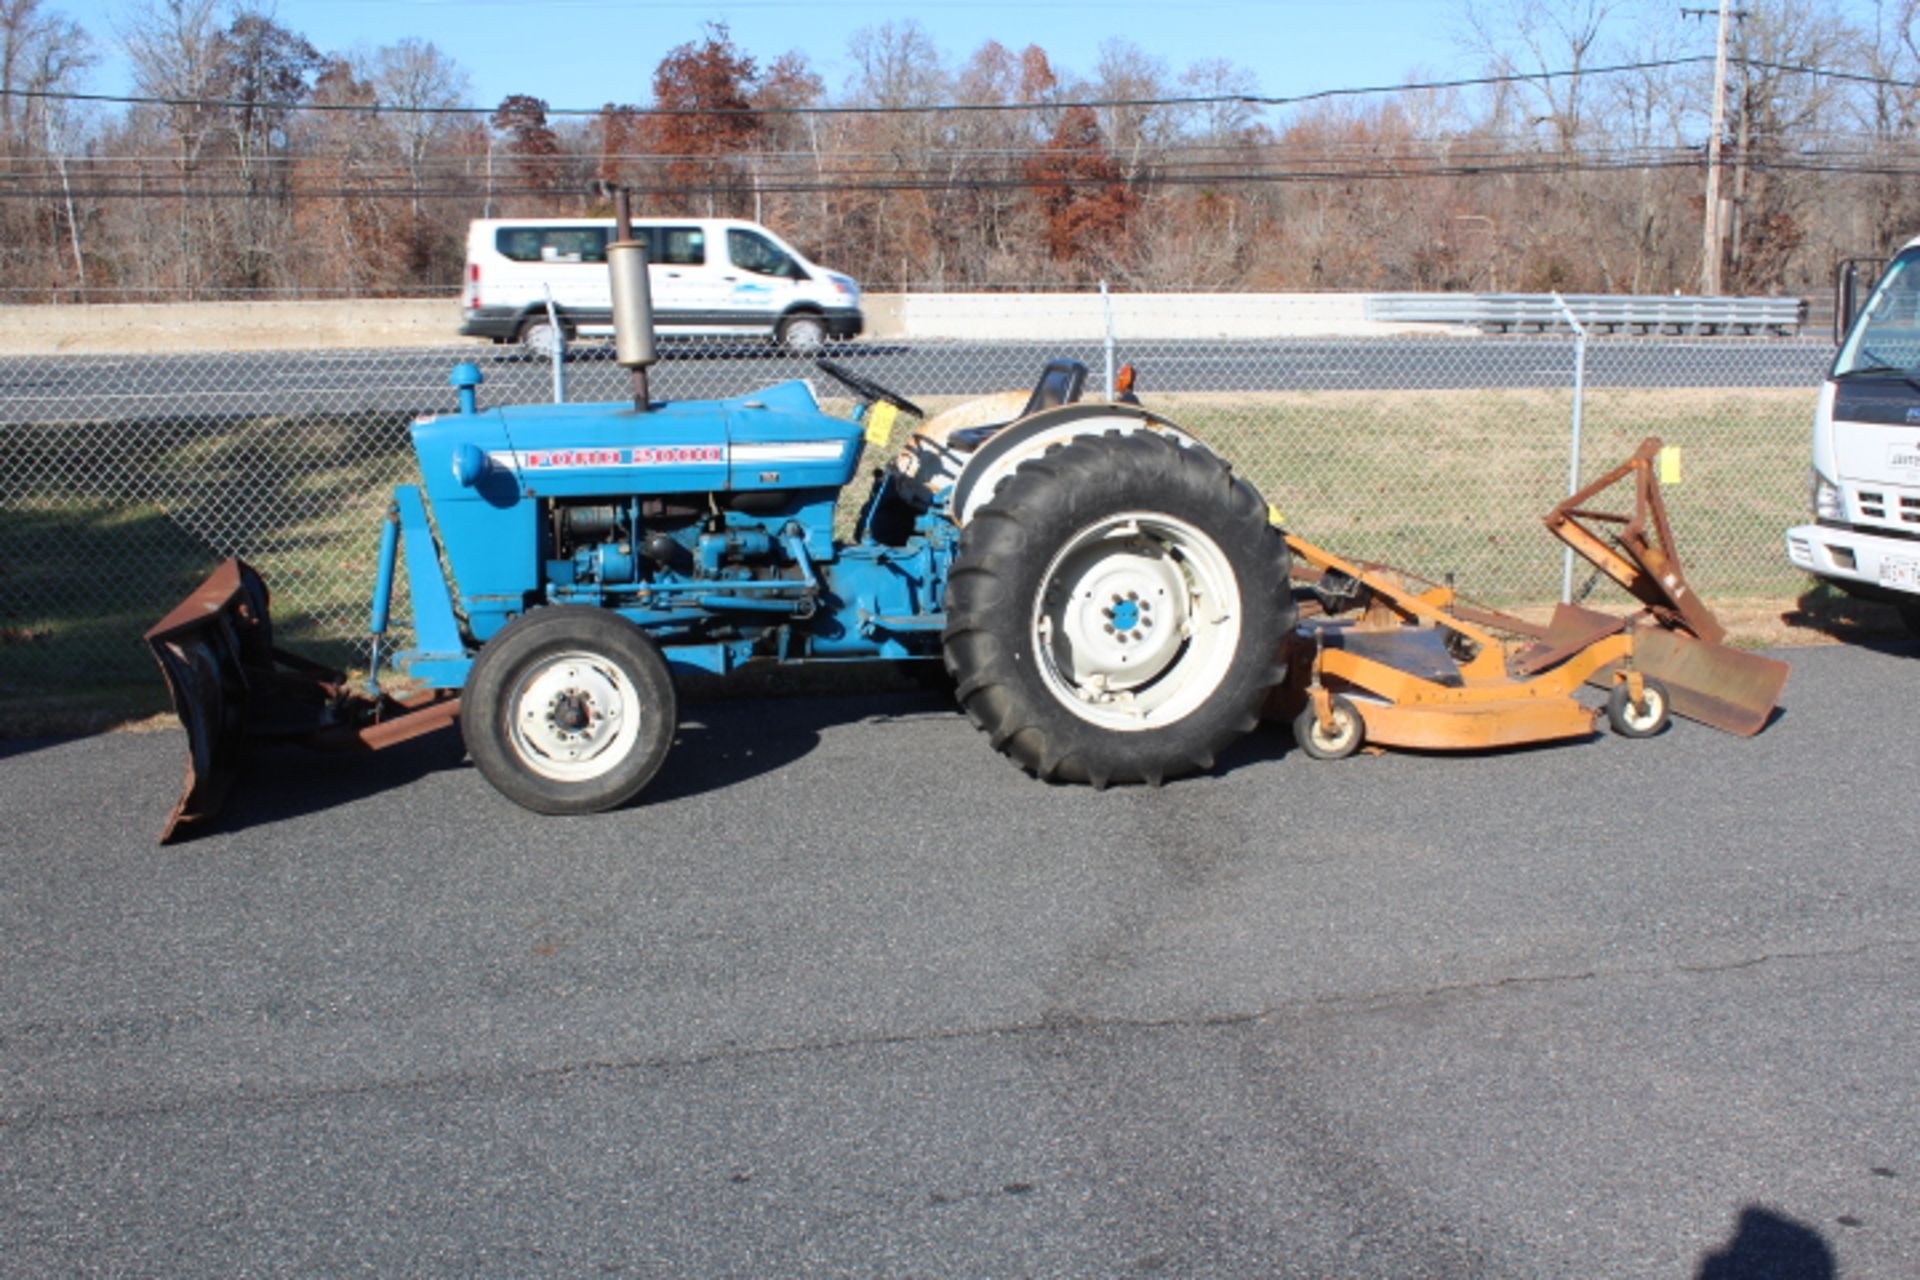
{"left": 1696, "top": 1206, "right": 1836, "bottom": 1280}
{"left": 189, "top": 686, "right": 964, "bottom": 839}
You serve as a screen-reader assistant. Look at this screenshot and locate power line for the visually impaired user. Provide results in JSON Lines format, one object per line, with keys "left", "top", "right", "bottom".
{"left": 0, "top": 159, "right": 1803, "bottom": 202}
{"left": 0, "top": 55, "right": 1735, "bottom": 119}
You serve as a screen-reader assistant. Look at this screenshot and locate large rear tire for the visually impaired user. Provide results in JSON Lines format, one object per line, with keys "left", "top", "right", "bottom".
{"left": 943, "top": 430, "right": 1293, "bottom": 786}
{"left": 462, "top": 607, "right": 676, "bottom": 814}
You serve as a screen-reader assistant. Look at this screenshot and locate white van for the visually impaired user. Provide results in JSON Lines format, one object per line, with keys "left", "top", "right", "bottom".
{"left": 458, "top": 217, "right": 863, "bottom": 352}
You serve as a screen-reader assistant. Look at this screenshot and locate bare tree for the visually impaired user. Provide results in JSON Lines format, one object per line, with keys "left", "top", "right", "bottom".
{"left": 1722, "top": 0, "right": 1862, "bottom": 290}
{"left": 0, "top": 0, "right": 93, "bottom": 291}
{"left": 366, "top": 37, "right": 469, "bottom": 220}
{"left": 1177, "top": 57, "right": 1262, "bottom": 146}
{"left": 1, "top": 0, "right": 89, "bottom": 149}
{"left": 120, "top": 0, "right": 221, "bottom": 167}
{"left": 1090, "top": 38, "right": 1177, "bottom": 173}
{"left": 1460, "top": 0, "right": 1626, "bottom": 149}
{"left": 838, "top": 20, "right": 948, "bottom": 285}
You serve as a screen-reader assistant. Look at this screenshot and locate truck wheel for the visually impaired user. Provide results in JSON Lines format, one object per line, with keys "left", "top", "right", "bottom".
{"left": 777, "top": 313, "right": 827, "bottom": 352}
{"left": 944, "top": 430, "right": 1292, "bottom": 787}
{"left": 1606, "top": 675, "right": 1671, "bottom": 738}
{"left": 462, "top": 607, "right": 676, "bottom": 814}
{"left": 1293, "top": 694, "right": 1364, "bottom": 760}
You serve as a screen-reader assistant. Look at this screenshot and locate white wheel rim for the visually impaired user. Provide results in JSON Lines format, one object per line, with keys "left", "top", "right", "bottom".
{"left": 507, "top": 650, "right": 643, "bottom": 781}
{"left": 1622, "top": 688, "right": 1663, "bottom": 731}
{"left": 1031, "top": 511, "right": 1242, "bottom": 731}
{"left": 523, "top": 323, "right": 560, "bottom": 359}
{"left": 785, "top": 318, "right": 824, "bottom": 350}
{"left": 1310, "top": 709, "right": 1357, "bottom": 753}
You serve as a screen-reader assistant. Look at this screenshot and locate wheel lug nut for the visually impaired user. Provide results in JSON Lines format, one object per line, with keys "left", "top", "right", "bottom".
{"left": 1104, "top": 623, "right": 1116, "bottom": 635}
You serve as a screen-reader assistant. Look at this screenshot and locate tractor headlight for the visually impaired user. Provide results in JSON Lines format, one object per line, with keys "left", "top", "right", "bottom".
{"left": 1810, "top": 467, "right": 1845, "bottom": 522}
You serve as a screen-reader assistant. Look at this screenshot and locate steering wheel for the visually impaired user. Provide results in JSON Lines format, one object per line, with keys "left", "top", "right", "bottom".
{"left": 815, "top": 358, "right": 925, "bottom": 419}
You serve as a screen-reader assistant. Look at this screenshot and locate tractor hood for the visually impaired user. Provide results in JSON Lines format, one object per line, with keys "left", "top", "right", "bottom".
{"left": 411, "top": 378, "right": 863, "bottom": 502}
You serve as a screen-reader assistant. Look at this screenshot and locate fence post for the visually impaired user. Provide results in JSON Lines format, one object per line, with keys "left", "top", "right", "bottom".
{"left": 1553, "top": 292, "right": 1589, "bottom": 604}
{"left": 544, "top": 286, "right": 567, "bottom": 404}
{"left": 1100, "top": 280, "right": 1115, "bottom": 400}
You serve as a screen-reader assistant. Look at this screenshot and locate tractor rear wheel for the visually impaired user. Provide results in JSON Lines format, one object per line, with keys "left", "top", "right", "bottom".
{"left": 462, "top": 607, "right": 676, "bottom": 814}
{"left": 943, "top": 430, "right": 1292, "bottom": 787}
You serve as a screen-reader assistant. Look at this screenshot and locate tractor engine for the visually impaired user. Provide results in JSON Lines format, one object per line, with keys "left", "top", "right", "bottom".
{"left": 548, "top": 495, "right": 788, "bottom": 591}
{"left": 401, "top": 367, "right": 952, "bottom": 671}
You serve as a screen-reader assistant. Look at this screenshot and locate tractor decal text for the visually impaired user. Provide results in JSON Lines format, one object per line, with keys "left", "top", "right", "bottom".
{"left": 503, "top": 445, "right": 728, "bottom": 470}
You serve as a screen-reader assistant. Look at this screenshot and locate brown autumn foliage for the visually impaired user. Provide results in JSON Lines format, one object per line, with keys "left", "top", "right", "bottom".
{"left": 5, "top": 3, "right": 1920, "bottom": 301}
{"left": 1025, "top": 105, "right": 1138, "bottom": 270}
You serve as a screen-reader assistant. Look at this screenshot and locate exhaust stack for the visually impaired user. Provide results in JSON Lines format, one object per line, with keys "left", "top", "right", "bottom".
{"left": 609, "top": 188, "right": 658, "bottom": 411}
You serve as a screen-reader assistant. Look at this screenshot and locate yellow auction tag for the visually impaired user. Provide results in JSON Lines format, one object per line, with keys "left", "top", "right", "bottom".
{"left": 1266, "top": 503, "right": 1286, "bottom": 526}
{"left": 864, "top": 401, "right": 898, "bottom": 447}
{"left": 1657, "top": 445, "right": 1683, "bottom": 485}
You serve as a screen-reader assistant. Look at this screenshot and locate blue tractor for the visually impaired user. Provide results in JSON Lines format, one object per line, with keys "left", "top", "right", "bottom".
{"left": 147, "top": 199, "right": 1294, "bottom": 840}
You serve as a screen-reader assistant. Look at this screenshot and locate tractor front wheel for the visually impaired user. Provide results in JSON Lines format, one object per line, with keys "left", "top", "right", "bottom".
{"left": 943, "top": 430, "right": 1292, "bottom": 787}
{"left": 462, "top": 607, "right": 677, "bottom": 814}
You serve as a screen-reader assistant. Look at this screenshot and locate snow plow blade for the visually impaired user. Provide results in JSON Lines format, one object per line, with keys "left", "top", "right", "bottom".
{"left": 144, "top": 559, "right": 348, "bottom": 843}
{"left": 145, "top": 559, "right": 464, "bottom": 844}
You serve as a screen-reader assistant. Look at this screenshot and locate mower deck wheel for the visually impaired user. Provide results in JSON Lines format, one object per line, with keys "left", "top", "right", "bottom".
{"left": 1293, "top": 694, "right": 1365, "bottom": 760}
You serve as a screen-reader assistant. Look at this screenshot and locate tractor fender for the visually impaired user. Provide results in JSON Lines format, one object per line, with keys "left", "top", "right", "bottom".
{"left": 947, "top": 402, "right": 1212, "bottom": 526}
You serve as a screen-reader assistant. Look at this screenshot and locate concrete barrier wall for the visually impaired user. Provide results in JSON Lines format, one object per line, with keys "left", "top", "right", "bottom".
{"left": 0, "top": 292, "right": 1437, "bottom": 355}
{"left": 0, "top": 299, "right": 464, "bottom": 354}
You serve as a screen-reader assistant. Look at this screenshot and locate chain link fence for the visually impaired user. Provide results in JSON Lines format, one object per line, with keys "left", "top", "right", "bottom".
{"left": 0, "top": 313, "right": 1832, "bottom": 706}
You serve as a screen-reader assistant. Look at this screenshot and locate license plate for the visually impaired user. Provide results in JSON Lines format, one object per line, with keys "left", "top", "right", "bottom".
{"left": 1881, "top": 556, "right": 1920, "bottom": 591}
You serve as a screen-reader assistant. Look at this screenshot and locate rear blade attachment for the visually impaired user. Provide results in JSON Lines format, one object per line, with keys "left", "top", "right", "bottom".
{"left": 1630, "top": 626, "right": 1790, "bottom": 738}
{"left": 1544, "top": 438, "right": 1791, "bottom": 735}
{"left": 144, "top": 558, "right": 350, "bottom": 843}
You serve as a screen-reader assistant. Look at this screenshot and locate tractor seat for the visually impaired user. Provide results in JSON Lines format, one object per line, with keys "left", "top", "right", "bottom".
{"left": 948, "top": 359, "right": 1088, "bottom": 453}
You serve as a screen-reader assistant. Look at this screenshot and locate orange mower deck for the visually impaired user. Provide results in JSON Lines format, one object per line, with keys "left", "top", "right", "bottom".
{"left": 1269, "top": 438, "right": 1791, "bottom": 759}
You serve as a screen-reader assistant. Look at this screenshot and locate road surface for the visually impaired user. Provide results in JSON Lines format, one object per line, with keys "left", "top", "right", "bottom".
{"left": 2, "top": 639, "right": 1916, "bottom": 1275}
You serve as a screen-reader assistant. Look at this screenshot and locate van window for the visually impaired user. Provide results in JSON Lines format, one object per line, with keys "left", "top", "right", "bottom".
{"left": 496, "top": 226, "right": 608, "bottom": 264}
{"left": 650, "top": 227, "right": 706, "bottom": 267}
{"left": 728, "top": 228, "right": 803, "bottom": 280}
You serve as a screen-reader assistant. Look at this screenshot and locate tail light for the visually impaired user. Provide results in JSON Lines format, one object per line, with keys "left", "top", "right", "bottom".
{"left": 466, "top": 263, "right": 482, "bottom": 310}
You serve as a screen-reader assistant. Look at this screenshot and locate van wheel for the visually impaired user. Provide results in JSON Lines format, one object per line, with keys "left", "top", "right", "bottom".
{"left": 517, "top": 316, "right": 568, "bottom": 361}
{"left": 778, "top": 313, "right": 827, "bottom": 352}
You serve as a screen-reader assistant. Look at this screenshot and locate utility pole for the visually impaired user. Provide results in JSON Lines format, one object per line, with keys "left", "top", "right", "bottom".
{"left": 1685, "top": 1, "right": 1740, "bottom": 294}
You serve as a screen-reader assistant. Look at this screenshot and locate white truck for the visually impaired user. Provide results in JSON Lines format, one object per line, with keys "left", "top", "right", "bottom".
{"left": 1787, "top": 239, "right": 1920, "bottom": 636}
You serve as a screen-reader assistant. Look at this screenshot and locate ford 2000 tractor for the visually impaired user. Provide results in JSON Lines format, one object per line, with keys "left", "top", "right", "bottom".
{"left": 147, "top": 195, "right": 1294, "bottom": 840}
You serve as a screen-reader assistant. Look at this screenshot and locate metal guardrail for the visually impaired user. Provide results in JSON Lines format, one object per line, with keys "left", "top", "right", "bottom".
{"left": 1367, "top": 292, "right": 1808, "bottom": 336}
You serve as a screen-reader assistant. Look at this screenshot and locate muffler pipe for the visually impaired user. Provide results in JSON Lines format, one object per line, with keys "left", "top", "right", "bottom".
{"left": 609, "top": 187, "right": 658, "bottom": 411}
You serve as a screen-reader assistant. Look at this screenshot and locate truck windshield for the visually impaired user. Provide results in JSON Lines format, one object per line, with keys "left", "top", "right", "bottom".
{"left": 1835, "top": 248, "right": 1920, "bottom": 378}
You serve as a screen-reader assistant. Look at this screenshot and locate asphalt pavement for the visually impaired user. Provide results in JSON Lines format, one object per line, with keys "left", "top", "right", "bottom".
{"left": 3, "top": 639, "right": 1918, "bottom": 1276}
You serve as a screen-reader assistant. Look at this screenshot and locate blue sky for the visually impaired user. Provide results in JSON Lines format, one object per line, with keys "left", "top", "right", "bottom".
{"left": 63, "top": 0, "right": 1474, "bottom": 112}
